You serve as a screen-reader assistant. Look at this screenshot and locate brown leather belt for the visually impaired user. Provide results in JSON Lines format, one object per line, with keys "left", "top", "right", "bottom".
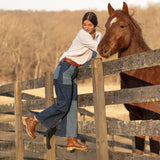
{"left": 62, "top": 58, "right": 81, "bottom": 67}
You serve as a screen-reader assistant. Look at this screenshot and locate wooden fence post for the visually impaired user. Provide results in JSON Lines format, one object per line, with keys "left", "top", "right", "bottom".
{"left": 14, "top": 80, "right": 24, "bottom": 160}
{"left": 45, "top": 72, "right": 56, "bottom": 160}
{"left": 91, "top": 58, "right": 109, "bottom": 160}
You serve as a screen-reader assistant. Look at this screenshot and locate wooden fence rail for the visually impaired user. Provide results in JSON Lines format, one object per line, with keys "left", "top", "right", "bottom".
{"left": 2, "top": 119, "right": 160, "bottom": 137}
{"left": 0, "top": 49, "right": 160, "bottom": 160}
{"left": 1, "top": 84, "right": 160, "bottom": 112}
{"left": 1, "top": 50, "right": 160, "bottom": 95}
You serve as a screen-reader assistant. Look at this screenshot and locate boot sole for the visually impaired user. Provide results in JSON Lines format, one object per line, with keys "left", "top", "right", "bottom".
{"left": 24, "top": 119, "right": 36, "bottom": 139}
{"left": 67, "top": 147, "right": 88, "bottom": 151}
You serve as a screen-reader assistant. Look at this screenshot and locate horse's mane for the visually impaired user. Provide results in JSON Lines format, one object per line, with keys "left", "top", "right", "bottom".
{"left": 122, "top": 10, "right": 150, "bottom": 51}
{"left": 115, "top": 9, "right": 150, "bottom": 51}
{"left": 129, "top": 15, "right": 142, "bottom": 34}
{"left": 115, "top": 10, "right": 142, "bottom": 35}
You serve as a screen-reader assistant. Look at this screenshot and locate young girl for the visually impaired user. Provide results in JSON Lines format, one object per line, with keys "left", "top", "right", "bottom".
{"left": 25, "top": 12, "right": 102, "bottom": 151}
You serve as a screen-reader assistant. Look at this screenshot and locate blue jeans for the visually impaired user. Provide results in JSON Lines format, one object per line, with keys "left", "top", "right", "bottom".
{"left": 36, "top": 61, "right": 79, "bottom": 137}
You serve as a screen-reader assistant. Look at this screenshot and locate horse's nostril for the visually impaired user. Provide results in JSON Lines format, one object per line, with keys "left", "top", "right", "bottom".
{"left": 102, "top": 45, "right": 108, "bottom": 53}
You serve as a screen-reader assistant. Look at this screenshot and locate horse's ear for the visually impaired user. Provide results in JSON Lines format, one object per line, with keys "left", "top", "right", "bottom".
{"left": 108, "top": 3, "right": 114, "bottom": 15}
{"left": 122, "top": 2, "right": 129, "bottom": 15}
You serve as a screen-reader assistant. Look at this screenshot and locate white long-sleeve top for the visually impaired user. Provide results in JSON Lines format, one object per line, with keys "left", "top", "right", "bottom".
{"left": 60, "top": 29, "right": 102, "bottom": 66}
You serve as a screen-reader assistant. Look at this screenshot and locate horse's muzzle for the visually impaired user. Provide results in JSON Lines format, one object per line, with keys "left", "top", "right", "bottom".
{"left": 98, "top": 44, "right": 112, "bottom": 58}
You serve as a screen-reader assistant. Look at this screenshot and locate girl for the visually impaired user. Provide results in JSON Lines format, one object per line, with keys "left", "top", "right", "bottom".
{"left": 25, "top": 11, "right": 102, "bottom": 151}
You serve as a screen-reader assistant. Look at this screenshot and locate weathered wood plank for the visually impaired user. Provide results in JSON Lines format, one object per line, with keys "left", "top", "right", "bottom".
{"left": 0, "top": 83, "right": 14, "bottom": 94}
{"left": 52, "top": 119, "right": 160, "bottom": 136}
{"left": 0, "top": 140, "right": 15, "bottom": 151}
{"left": 105, "top": 85, "right": 160, "bottom": 105}
{"left": 103, "top": 49, "right": 160, "bottom": 75}
{"left": 0, "top": 140, "right": 46, "bottom": 153}
{"left": 77, "top": 65, "right": 92, "bottom": 80}
{"left": 78, "top": 108, "right": 94, "bottom": 118}
{"left": 0, "top": 77, "right": 46, "bottom": 94}
{"left": 22, "top": 84, "right": 160, "bottom": 114}
{"left": 0, "top": 103, "right": 15, "bottom": 113}
{"left": 92, "top": 58, "right": 109, "bottom": 160}
{"left": 108, "top": 120, "right": 160, "bottom": 136}
{"left": 14, "top": 80, "right": 24, "bottom": 159}
{"left": 21, "top": 76, "right": 45, "bottom": 90}
{"left": 0, "top": 93, "right": 94, "bottom": 114}
{"left": 0, "top": 92, "right": 42, "bottom": 100}
{"left": 22, "top": 98, "right": 46, "bottom": 111}
{"left": 0, "top": 121, "right": 46, "bottom": 133}
{"left": 109, "top": 151, "right": 160, "bottom": 160}
{"left": 0, "top": 122, "right": 16, "bottom": 131}
{"left": 110, "top": 120, "right": 160, "bottom": 136}
{"left": 78, "top": 93, "right": 93, "bottom": 107}
{"left": 1, "top": 121, "right": 95, "bottom": 134}
{"left": 1, "top": 83, "right": 160, "bottom": 114}
{"left": 2, "top": 120, "right": 160, "bottom": 136}
{"left": 0, "top": 93, "right": 92, "bottom": 114}
{"left": 21, "top": 92, "right": 42, "bottom": 100}
{"left": 0, "top": 120, "right": 94, "bottom": 134}
{"left": 78, "top": 121, "right": 96, "bottom": 134}
{"left": 0, "top": 99, "right": 46, "bottom": 113}
{"left": 0, "top": 150, "right": 45, "bottom": 160}
{"left": 44, "top": 72, "right": 56, "bottom": 160}
{"left": 105, "top": 84, "right": 160, "bottom": 114}
{"left": 24, "top": 141, "right": 46, "bottom": 153}
{"left": 0, "top": 95, "right": 93, "bottom": 113}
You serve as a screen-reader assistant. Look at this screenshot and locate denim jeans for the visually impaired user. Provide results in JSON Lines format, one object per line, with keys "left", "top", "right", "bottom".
{"left": 36, "top": 61, "right": 79, "bottom": 137}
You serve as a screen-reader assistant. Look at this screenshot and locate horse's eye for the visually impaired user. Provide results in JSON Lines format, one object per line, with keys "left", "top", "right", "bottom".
{"left": 120, "top": 25, "right": 124, "bottom": 28}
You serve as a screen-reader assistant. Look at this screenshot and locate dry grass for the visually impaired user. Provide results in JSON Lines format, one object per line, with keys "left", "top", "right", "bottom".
{"left": 0, "top": 5, "right": 160, "bottom": 83}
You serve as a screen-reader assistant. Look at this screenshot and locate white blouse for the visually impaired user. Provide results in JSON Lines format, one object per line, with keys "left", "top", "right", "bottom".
{"left": 60, "top": 29, "right": 102, "bottom": 66}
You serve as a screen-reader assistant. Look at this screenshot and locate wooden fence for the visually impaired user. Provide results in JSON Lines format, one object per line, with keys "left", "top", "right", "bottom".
{"left": 0, "top": 49, "right": 160, "bottom": 160}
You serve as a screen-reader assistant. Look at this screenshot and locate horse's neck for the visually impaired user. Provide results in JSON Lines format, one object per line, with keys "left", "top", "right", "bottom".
{"left": 119, "top": 35, "right": 151, "bottom": 58}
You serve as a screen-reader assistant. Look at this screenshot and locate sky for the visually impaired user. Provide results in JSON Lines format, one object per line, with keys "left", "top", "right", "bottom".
{"left": 0, "top": 0, "right": 159, "bottom": 11}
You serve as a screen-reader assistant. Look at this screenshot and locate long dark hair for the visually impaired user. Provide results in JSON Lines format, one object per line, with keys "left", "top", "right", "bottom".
{"left": 82, "top": 12, "right": 98, "bottom": 27}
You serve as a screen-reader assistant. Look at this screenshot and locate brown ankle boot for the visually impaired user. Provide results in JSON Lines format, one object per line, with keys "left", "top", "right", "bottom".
{"left": 67, "top": 137, "right": 88, "bottom": 151}
{"left": 24, "top": 116, "right": 39, "bottom": 139}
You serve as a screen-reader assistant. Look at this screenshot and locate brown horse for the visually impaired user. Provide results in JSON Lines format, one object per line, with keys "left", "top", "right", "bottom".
{"left": 98, "top": 2, "right": 160, "bottom": 156}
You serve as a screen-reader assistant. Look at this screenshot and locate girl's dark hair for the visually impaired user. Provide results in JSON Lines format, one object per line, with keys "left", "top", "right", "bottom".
{"left": 82, "top": 12, "right": 98, "bottom": 27}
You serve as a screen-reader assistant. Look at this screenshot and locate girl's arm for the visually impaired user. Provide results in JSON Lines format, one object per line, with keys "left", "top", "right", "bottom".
{"left": 78, "top": 30, "right": 102, "bottom": 52}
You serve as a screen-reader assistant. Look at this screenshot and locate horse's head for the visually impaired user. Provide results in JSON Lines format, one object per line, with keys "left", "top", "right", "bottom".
{"left": 98, "top": 2, "right": 133, "bottom": 57}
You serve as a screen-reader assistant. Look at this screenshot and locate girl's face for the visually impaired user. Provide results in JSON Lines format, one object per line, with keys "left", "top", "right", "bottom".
{"left": 82, "top": 20, "right": 95, "bottom": 34}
